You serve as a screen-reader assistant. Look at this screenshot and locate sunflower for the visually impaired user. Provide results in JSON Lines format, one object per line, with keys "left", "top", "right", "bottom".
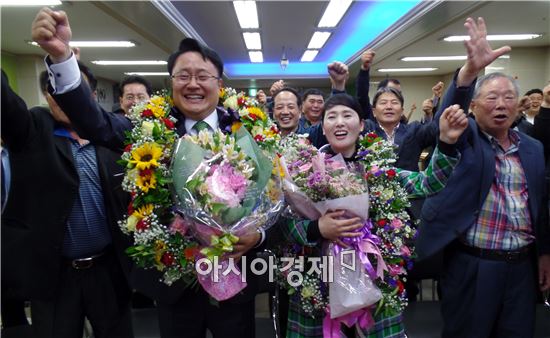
{"left": 136, "top": 169, "right": 157, "bottom": 192}
{"left": 132, "top": 204, "right": 154, "bottom": 219}
{"left": 129, "top": 143, "right": 163, "bottom": 170}
{"left": 247, "top": 107, "right": 266, "bottom": 121}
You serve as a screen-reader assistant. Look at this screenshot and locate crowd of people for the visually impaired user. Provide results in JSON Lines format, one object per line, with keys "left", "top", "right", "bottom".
{"left": 1, "top": 6, "right": 550, "bottom": 338}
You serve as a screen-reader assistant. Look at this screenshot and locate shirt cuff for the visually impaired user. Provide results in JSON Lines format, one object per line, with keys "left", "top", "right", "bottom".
{"left": 253, "top": 228, "right": 266, "bottom": 248}
{"left": 437, "top": 140, "right": 458, "bottom": 157}
{"left": 45, "top": 53, "right": 81, "bottom": 94}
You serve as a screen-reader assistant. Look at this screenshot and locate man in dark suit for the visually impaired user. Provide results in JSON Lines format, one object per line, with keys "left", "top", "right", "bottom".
{"left": 32, "top": 7, "right": 264, "bottom": 338}
{"left": 1, "top": 62, "right": 133, "bottom": 337}
{"left": 416, "top": 17, "right": 550, "bottom": 337}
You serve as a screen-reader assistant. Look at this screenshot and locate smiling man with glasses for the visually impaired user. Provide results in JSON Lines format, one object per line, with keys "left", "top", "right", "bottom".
{"left": 32, "top": 7, "right": 264, "bottom": 338}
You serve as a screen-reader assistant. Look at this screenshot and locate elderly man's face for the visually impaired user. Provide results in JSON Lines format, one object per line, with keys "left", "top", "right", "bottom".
{"left": 471, "top": 77, "right": 517, "bottom": 140}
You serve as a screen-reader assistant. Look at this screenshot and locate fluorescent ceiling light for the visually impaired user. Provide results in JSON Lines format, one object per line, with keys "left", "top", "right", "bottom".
{"left": 301, "top": 50, "right": 319, "bottom": 62}
{"left": 318, "top": 0, "right": 353, "bottom": 27}
{"left": 249, "top": 51, "right": 263, "bottom": 63}
{"left": 29, "top": 40, "right": 135, "bottom": 47}
{"left": 233, "top": 1, "right": 259, "bottom": 29}
{"left": 92, "top": 60, "right": 166, "bottom": 65}
{"left": 378, "top": 68, "right": 438, "bottom": 72}
{"left": 0, "top": 0, "right": 61, "bottom": 5}
{"left": 444, "top": 34, "right": 541, "bottom": 42}
{"left": 124, "top": 72, "right": 169, "bottom": 76}
{"left": 401, "top": 56, "right": 466, "bottom": 61}
{"left": 243, "top": 32, "right": 262, "bottom": 50}
{"left": 486, "top": 66, "right": 505, "bottom": 70}
{"left": 308, "top": 32, "right": 331, "bottom": 49}
{"left": 402, "top": 55, "right": 510, "bottom": 61}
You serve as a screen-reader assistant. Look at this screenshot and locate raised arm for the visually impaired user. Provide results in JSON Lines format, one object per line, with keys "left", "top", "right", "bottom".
{"left": 31, "top": 7, "right": 131, "bottom": 150}
{"left": 399, "top": 105, "right": 468, "bottom": 197}
{"left": 433, "top": 17, "right": 511, "bottom": 127}
{"left": 1, "top": 71, "right": 33, "bottom": 149}
{"left": 356, "top": 50, "right": 375, "bottom": 121}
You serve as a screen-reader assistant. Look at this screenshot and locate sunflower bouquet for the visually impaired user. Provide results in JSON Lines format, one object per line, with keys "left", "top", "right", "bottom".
{"left": 220, "top": 87, "right": 281, "bottom": 153}
{"left": 171, "top": 126, "right": 284, "bottom": 300}
{"left": 118, "top": 92, "right": 200, "bottom": 286}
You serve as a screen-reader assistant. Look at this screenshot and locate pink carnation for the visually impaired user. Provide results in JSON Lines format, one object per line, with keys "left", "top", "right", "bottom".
{"left": 391, "top": 218, "right": 403, "bottom": 229}
{"left": 206, "top": 163, "right": 248, "bottom": 208}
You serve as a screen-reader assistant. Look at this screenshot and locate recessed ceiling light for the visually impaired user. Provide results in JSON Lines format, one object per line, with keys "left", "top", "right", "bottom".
{"left": 233, "top": 1, "right": 259, "bottom": 29}
{"left": 401, "top": 56, "right": 467, "bottom": 61}
{"left": 28, "top": 40, "right": 136, "bottom": 48}
{"left": 124, "top": 72, "right": 169, "bottom": 76}
{"left": 1, "top": 0, "right": 61, "bottom": 6}
{"left": 92, "top": 60, "right": 166, "bottom": 65}
{"left": 301, "top": 50, "right": 319, "bottom": 62}
{"left": 249, "top": 51, "right": 263, "bottom": 63}
{"left": 318, "top": 0, "right": 353, "bottom": 28}
{"left": 378, "top": 68, "right": 438, "bottom": 72}
{"left": 243, "top": 32, "right": 262, "bottom": 50}
{"left": 443, "top": 34, "right": 541, "bottom": 42}
{"left": 307, "top": 32, "right": 331, "bottom": 49}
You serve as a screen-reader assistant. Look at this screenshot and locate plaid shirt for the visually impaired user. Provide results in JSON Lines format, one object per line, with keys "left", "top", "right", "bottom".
{"left": 464, "top": 130, "right": 534, "bottom": 250}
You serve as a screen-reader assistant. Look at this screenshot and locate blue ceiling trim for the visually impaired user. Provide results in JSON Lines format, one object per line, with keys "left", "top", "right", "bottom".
{"left": 226, "top": 0, "right": 422, "bottom": 79}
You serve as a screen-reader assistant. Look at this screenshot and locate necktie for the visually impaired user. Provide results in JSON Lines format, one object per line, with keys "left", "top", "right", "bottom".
{"left": 193, "top": 120, "right": 210, "bottom": 133}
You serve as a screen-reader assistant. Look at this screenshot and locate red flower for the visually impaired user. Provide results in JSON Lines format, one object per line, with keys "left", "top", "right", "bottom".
{"left": 248, "top": 113, "right": 258, "bottom": 121}
{"left": 161, "top": 252, "right": 175, "bottom": 266}
{"left": 377, "top": 219, "right": 387, "bottom": 227}
{"left": 184, "top": 247, "right": 198, "bottom": 260}
{"left": 124, "top": 144, "right": 133, "bottom": 152}
{"left": 237, "top": 97, "right": 246, "bottom": 106}
{"left": 254, "top": 134, "right": 264, "bottom": 142}
{"left": 136, "top": 219, "right": 149, "bottom": 231}
{"left": 367, "top": 132, "right": 378, "bottom": 138}
{"left": 386, "top": 169, "right": 396, "bottom": 179}
{"left": 163, "top": 118, "right": 175, "bottom": 129}
{"left": 397, "top": 280, "right": 405, "bottom": 293}
{"left": 127, "top": 203, "right": 134, "bottom": 215}
{"left": 141, "top": 109, "right": 154, "bottom": 118}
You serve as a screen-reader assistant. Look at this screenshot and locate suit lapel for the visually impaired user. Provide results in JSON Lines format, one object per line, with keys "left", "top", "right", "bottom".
{"left": 53, "top": 136, "right": 76, "bottom": 170}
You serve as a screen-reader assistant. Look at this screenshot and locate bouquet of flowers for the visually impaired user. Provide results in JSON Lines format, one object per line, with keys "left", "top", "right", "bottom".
{"left": 279, "top": 134, "right": 383, "bottom": 325}
{"left": 118, "top": 92, "right": 200, "bottom": 286}
{"left": 220, "top": 87, "right": 281, "bottom": 153}
{"left": 171, "top": 126, "right": 284, "bottom": 300}
{"left": 357, "top": 132, "right": 416, "bottom": 318}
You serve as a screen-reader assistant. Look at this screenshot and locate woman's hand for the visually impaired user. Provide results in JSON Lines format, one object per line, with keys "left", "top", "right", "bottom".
{"left": 318, "top": 210, "right": 363, "bottom": 247}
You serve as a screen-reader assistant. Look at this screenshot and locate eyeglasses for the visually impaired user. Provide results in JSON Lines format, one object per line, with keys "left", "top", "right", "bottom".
{"left": 123, "top": 94, "right": 148, "bottom": 102}
{"left": 171, "top": 72, "right": 220, "bottom": 85}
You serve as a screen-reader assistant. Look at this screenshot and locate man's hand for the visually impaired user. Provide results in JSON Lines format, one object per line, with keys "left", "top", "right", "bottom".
{"left": 457, "top": 17, "right": 511, "bottom": 87}
{"left": 256, "top": 90, "right": 267, "bottom": 105}
{"left": 269, "top": 80, "right": 285, "bottom": 96}
{"left": 360, "top": 50, "right": 375, "bottom": 71}
{"left": 31, "top": 7, "right": 72, "bottom": 63}
{"left": 539, "top": 254, "right": 550, "bottom": 292}
{"left": 432, "top": 81, "right": 444, "bottom": 98}
{"left": 542, "top": 83, "right": 550, "bottom": 108}
{"left": 439, "top": 104, "right": 468, "bottom": 144}
{"left": 318, "top": 210, "right": 362, "bottom": 247}
{"left": 327, "top": 61, "right": 349, "bottom": 91}
{"left": 228, "top": 231, "right": 261, "bottom": 261}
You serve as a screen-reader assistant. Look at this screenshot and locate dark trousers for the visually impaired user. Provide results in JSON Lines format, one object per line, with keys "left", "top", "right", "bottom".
{"left": 157, "top": 287, "right": 255, "bottom": 338}
{"left": 31, "top": 252, "right": 133, "bottom": 338}
{"left": 440, "top": 250, "right": 536, "bottom": 338}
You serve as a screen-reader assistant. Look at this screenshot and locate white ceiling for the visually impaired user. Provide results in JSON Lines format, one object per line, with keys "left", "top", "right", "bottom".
{"left": 1, "top": 1, "right": 549, "bottom": 90}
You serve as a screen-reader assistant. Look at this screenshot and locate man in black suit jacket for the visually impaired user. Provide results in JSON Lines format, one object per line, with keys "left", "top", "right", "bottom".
{"left": 32, "top": 7, "right": 265, "bottom": 338}
{"left": 1, "top": 63, "right": 133, "bottom": 337}
{"left": 417, "top": 18, "right": 550, "bottom": 337}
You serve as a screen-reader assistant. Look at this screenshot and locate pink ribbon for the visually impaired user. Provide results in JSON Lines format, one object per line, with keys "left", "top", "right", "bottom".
{"left": 323, "top": 307, "right": 375, "bottom": 338}
{"left": 357, "top": 239, "right": 387, "bottom": 280}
